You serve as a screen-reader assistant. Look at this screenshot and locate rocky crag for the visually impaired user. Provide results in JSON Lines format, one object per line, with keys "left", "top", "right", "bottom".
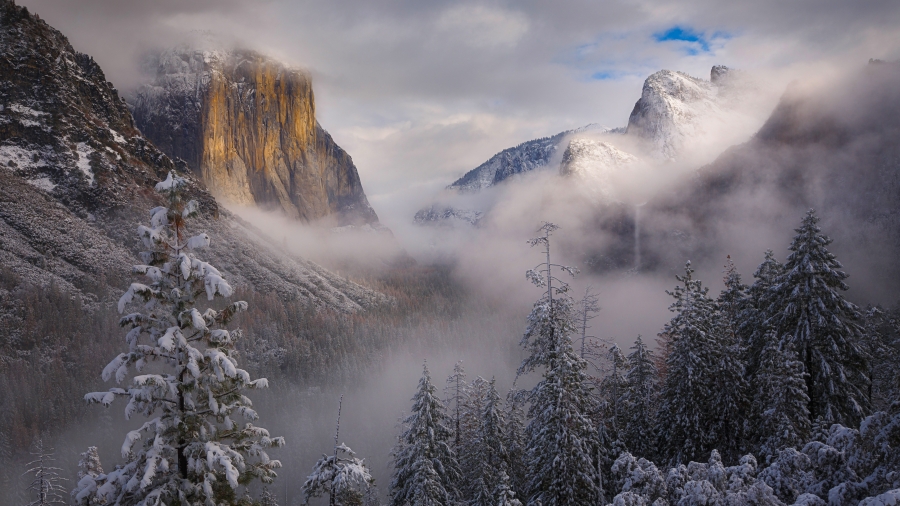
{"left": 131, "top": 47, "right": 379, "bottom": 226}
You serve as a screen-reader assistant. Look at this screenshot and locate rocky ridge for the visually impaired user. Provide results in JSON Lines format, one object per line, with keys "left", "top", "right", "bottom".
{"left": 131, "top": 46, "right": 379, "bottom": 226}
{"left": 0, "top": 0, "right": 387, "bottom": 312}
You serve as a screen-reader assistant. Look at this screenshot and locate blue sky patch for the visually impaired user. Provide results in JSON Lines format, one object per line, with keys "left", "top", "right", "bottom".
{"left": 653, "top": 26, "right": 730, "bottom": 55}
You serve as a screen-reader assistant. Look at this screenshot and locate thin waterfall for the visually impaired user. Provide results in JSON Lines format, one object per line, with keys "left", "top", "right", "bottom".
{"left": 634, "top": 203, "right": 643, "bottom": 271}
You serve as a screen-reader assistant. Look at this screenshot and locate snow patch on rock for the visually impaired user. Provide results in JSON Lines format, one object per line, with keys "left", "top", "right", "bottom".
{"left": 559, "top": 139, "right": 639, "bottom": 202}
{"left": 75, "top": 142, "right": 95, "bottom": 185}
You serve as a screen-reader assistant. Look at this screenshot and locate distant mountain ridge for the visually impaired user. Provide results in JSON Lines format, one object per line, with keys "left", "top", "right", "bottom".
{"left": 416, "top": 65, "right": 745, "bottom": 226}
{"left": 447, "top": 123, "right": 615, "bottom": 193}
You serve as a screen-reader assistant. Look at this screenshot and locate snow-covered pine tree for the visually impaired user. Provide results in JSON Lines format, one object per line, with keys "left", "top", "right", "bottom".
{"left": 303, "top": 443, "right": 373, "bottom": 506}
{"left": 577, "top": 287, "right": 601, "bottom": 359}
{"left": 260, "top": 486, "right": 279, "bottom": 506}
{"left": 519, "top": 222, "right": 601, "bottom": 506}
{"left": 304, "top": 396, "right": 374, "bottom": 506}
{"left": 751, "top": 333, "right": 811, "bottom": 464}
{"left": 494, "top": 470, "right": 523, "bottom": 506}
{"left": 710, "top": 261, "right": 751, "bottom": 462}
{"left": 75, "top": 172, "right": 284, "bottom": 505}
{"left": 502, "top": 389, "right": 528, "bottom": 499}
{"left": 600, "top": 344, "right": 627, "bottom": 436}
{"left": 458, "top": 376, "right": 488, "bottom": 504}
{"left": 444, "top": 361, "right": 467, "bottom": 450}
{"left": 24, "top": 439, "right": 67, "bottom": 506}
{"left": 655, "top": 262, "right": 722, "bottom": 465}
{"left": 76, "top": 446, "right": 103, "bottom": 482}
{"left": 460, "top": 377, "right": 509, "bottom": 506}
{"left": 766, "top": 210, "right": 870, "bottom": 427}
{"left": 390, "top": 362, "right": 460, "bottom": 506}
{"left": 718, "top": 256, "right": 749, "bottom": 344}
{"left": 743, "top": 250, "right": 784, "bottom": 381}
{"left": 620, "top": 336, "right": 658, "bottom": 460}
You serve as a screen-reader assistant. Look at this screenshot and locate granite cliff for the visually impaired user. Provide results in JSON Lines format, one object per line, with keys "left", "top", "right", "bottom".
{"left": 131, "top": 47, "right": 379, "bottom": 226}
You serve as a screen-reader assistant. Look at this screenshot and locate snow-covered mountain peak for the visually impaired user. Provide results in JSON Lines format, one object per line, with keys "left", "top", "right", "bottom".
{"left": 626, "top": 69, "right": 722, "bottom": 159}
{"left": 559, "top": 138, "right": 639, "bottom": 201}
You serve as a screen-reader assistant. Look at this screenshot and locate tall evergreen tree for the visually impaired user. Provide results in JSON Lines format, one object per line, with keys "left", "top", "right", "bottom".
{"left": 390, "top": 363, "right": 460, "bottom": 506}
{"left": 502, "top": 389, "right": 528, "bottom": 499}
{"left": 74, "top": 173, "right": 283, "bottom": 505}
{"left": 751, "top": 333, "right": 811, "bottom": 464}
{"left": 744, "top": 250, "right": 784, "bottom": 378}
{"left": 519, "top": 223, "right": 601, "bottom": 506}
{"left": 24, "top": 439, "right": 67, "bottom": 506}
{"left": 444, "top": 361, "right": 467, "bottom": 450}
{"left": 766, "top": 210, "right": 870, "bottom": 426}
{"left": 619, "top": 336, "right": 659, "bottom": 460}
{"left": 655, "top": 262, "right": 727, "bottom": 464}
{"left": 463, "top": 378, "right": 508, "bottom": 506}
{"left": 600, "top": 344, "right": 627, "bottom": 435}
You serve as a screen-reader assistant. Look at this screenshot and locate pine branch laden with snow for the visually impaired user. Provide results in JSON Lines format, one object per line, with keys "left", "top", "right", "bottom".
{"left": 390, "top": 363, "right": 460, "bottom": 506}
{"left": 75, "top": 172, "right": 284, "bottom": 505}
{"left": 766, "top": 209, "right": 871, "bottom": 428}
{"left": 303, "top": 443, "right": 374, "bottom": 506}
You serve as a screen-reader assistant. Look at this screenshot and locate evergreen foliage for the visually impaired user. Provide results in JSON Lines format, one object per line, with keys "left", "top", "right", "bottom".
{"left": 24, "top": 440, "right": 67, "bottom": 506}
{"left": 751, "top": 335, "right": 811, "bottom": 464}
{"left": 390, "top": 363, "right": 460, "bottom": 506}
{"left": 303, "top": 443, "right": 373, "bottom": 506}
{"left": 619, "top": 336, "right": 658, "bottom": 460}
{"left": 766, "top": 210, "right": 870, "bottom": 426}
{"left": 74, "top": 173, "right": 283, "bottom": 505}
{"left": 744, "top": 250, "right": 784, "bottom": 378}
{"left": 520, "top": 223, "right": 601, "bottom": 506}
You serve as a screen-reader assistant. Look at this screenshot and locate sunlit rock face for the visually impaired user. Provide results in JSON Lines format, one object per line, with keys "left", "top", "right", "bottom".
{"left": 131, "top": 48, "right": 379, "bottom": 226}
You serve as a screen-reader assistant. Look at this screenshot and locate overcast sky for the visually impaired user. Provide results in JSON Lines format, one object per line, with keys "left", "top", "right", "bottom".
{"left": 20, "top": 0, "right": 900, "bottom": 227}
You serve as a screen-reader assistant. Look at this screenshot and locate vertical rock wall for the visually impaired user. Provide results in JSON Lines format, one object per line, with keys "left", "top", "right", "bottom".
{"left": 132, "top": 48, "right": 379, "bottom": 226}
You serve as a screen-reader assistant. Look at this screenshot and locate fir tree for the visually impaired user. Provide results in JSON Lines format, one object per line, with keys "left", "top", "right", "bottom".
{"left": 390, "top": 362, "right": 460, "bottom": 506}
{"left": 24, "top": 439, "right": 67, "bottom": 506}
{"left": 751, "top": 333, "right": 811, "bottom": 464}
{"left": 600, "top": 344, "right": 627, "bottom": 435}
{"left": 303, "top": 443, "right": 373, "bottom": 506}
{"left": 619, "top": 336, "right": 659, "bottom": 460}
{"left": 576, "top": 287, "right": 601, "bottom": 359}
{"left": 75, "top": 172, "right": 284, "bottom": 505}
{"left": 458, "top": 377, "right": 508, "bottom": 506}
{"left": 744, "top": 250, "right": 784, "bottom": 379}
{"left": 444, "top": 361, "right": 467, "bottom": 450}
{"left": 76, "top": 446, "right": 103, "bottom": 480}
{"left": 655, "top": 262, "right": 725, "bottom": 464}
{"left": 519, "top": 223, "right": 601, "bottom": 506}
{"left": 502, "top": 389, "right": 528, "bottom": 499}
{"left": 494, "top": 470, "right": 523, "bottom": 506}
{"left": 304, "top": 396, "right": 374, "bottom": 506}
{"left": 766, "top": 210, "right": 870, "bottom": 426}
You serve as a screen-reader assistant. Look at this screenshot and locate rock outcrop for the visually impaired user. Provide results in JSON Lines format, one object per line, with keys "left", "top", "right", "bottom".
{"left": 131, "top": 47, "right": 379, "bottom": 226}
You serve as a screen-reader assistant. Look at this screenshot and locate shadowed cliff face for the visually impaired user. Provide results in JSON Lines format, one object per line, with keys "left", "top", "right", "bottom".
{"left": 131, "top": 48, "right": 379, "bottom": 226}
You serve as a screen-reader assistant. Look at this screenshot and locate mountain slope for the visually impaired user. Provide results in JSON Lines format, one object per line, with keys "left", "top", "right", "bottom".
{"left": 447, "top": 124, "right": 613, "bottom": 193}
{"left": 0, "top": 0, "right": 387, "bottom": 312}
{"left": 131, "top": 46, "right": 379, "bottom": 226}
